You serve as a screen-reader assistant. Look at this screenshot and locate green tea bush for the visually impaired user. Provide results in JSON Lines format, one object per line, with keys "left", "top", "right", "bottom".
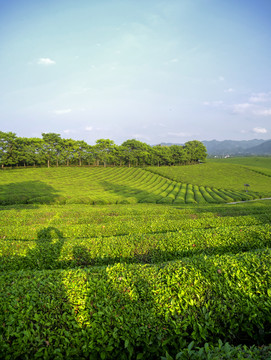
{"left": 1, "top": 249, "right": 271, "bottom": 359}
{"left": 199, "top": 186, "right": 217, "bottom": 203}
{"left": 1, "top": 201, "right": 271, "bottom": 358}
{"left": 193, "top": 186, "right": 207, "bottom": 204}
{"left": 162, "top": 341, "right": 271, "bottom": 360}
{"left": 174, "top": 184, "right": 187, "bottom": 204}
{"left": 0, "top": 195, "right": 29, "bottom": 205}
{"left": 185, "top": 184, "right": 197, "bottom": 204}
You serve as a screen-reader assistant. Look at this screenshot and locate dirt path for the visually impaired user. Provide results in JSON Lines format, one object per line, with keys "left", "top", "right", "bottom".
{"left": 227, "top": 197, "right": 271, "bottom": 205}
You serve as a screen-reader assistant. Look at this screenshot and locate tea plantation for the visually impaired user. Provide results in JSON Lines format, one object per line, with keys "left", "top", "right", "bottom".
{"left": 0, "top": 160, "right": 271, "bottom": 359}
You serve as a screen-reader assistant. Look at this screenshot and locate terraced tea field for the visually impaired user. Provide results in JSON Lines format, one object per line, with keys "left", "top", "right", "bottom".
{"left": 147, "top": 161, "right": 271, "bottom": 197}
{"left": 1, "top": 162, "right": 270, "bottom": 206}
{"left": 1, "top": 201, "right": 271, "bottom": 359}
{"left": 1, "top": 160, "right": 271, "bottom": 359}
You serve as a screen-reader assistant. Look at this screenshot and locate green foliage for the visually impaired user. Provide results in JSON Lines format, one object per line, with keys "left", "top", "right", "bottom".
{"left": 0, "top": 156, "right": 271, "bottom": 358}
{"left": 147, "top": 161, "right": 271, "bottom": 197}
{"left": 0, "top": 166, "right": 261, "bottom": 206}
{"left": 162, "top": 341, "right": 271, "bottom": 359}
{"left": 0, "top": 131, "right": 207, "bottom": 167}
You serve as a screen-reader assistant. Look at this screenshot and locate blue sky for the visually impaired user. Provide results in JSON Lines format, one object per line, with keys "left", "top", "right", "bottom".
{"left": 0, "top": 0, "right": 271, "bottom": 144}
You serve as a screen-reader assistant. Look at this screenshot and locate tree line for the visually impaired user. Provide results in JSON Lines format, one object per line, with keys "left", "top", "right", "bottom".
{"left": 0, "top": 131, "right": 207, "bottom": 168}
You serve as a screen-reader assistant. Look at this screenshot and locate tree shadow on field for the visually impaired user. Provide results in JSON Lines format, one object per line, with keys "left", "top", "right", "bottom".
{"left": 0, "top": 226, "right": 66, "bottom": 271}
{"left": 26, "top": 227, "right": 65, "bottom": 269}
{"left": 100, "top": 180, "right": 165, "bottom": 204}
{"left": 0, "top": 180, "right": 59, "bottom": 208}
{"left": 0, "top": 226, "right": 82, "bottom": 358}
{"left": 1, "top": 226, "right": 271, "bottom": 358}
{"left": 67, "top": 246, "right": 271, "bottom": 358}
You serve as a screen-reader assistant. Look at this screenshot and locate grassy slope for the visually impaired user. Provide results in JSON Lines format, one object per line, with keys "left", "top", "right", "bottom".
{"left": 147, "top": 161, "right": 271, "bottom": 196}
{"left": 210, "top": 156, "right": 271, "bottom": 169}
{"left": 210, "top": 156, "right": 271, "bottom": 178}
{"left": 1, "top": 162, "right": 270, "bottom": 206}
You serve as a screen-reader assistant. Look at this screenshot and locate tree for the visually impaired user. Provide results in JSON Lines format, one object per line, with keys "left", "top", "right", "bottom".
{"left": 121, "top": 139, "right": 151, "bottom": 167}
{"left": 61, "top": 138, "right": 76, "bottom": 166}
{"left": 94, "top": 139, "right": 116, "bottom": 167}
{"left": 0, "top": 131, "right": 18, "bottom": 167}
{"left": 84, "top": 144, "right": 95, "bottom": 165}
{"left": 152, "top": 145, "right": 172, "bottom": 166}
{"left": 170, "top": 145, "right": 185, "bottom": 165}
{"left": 73, "top": 140, "right": 89, "bottom": 166}
{"left": 184, "top": 140, "right": 207, "bottom": 163}
{"left": 42, "top": 133, "right": 62, "bottom": 167}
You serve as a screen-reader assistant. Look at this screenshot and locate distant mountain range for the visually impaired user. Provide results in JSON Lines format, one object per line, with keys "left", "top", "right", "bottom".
{"left": 159, "top": 139, "right": 271, "bottom": 156}
{"left": 202, "top": 139, "right": 270, "bottom": 156}
{"left": 243, "top": 139, "right": 271, "bottom": 155}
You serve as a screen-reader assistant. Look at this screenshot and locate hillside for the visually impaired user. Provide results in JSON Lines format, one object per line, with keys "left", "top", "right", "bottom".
{"left": 202, "top": 139, "right": 267, "bottom": 156}
{"left": 1, "top": 162, "right": 271, "bottom": 206}
{"left": 245, "top": 139, "right": 271, "bottom": 155}
{"left": 159, "top": 139, "right": 271, "bottom": 156}
{"left": 1, "top": 161, "right": 271, "bottom": 358}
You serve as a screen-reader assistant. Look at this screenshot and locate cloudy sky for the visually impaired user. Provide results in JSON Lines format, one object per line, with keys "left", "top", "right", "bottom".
{"left": 0, "top": 0, "right": 271, "bottom": 144}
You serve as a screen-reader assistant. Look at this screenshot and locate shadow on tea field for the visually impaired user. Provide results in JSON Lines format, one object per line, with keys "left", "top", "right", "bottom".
{"left": 0, "top": 180, "right": 59, "bottom": 207}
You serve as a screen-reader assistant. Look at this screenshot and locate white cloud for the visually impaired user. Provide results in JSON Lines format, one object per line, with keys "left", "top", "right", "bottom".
{"left": 254, "top": 109, "right": 271, "bottom": 116}
{"left": 249, "top": 92, "right": 271, "bottom": 103}
{"left": 132, "top": 134, "right": 151, "bottom": 141}
{"left": 52, "top": 109, "right": 72, "bottom": 115}
{"left": 168, "top": 132, "right": 191, "bottom": 137}
{"left": 224, "top": 88, "right": 234, "bottom": 93}
{"left": 232, "top": 103, "right": 253, "bottom": 113}
{"left": 203, "top": 100, "right": 223, "bottom": 107}
{"left": 85, "top": 126, "right": 93, "bottom": 131}
{"left": 253, "top": 127, "right": 267, "bottom": 134}
{"left": 63, "top": 129, "right": 76, "bottom": 134}
{"left": 218, "top": 76, "right": 225, "bottom": 81}
{"left": 169, "top": 58, "right": 179, "bottom": 63}
{"left": 37, "top": 58, "right": 56, "bottom": 65}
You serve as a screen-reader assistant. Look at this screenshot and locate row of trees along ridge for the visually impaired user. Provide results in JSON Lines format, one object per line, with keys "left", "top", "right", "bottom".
{"left": 0, "top": 131, "right": 207, "bottom": 168}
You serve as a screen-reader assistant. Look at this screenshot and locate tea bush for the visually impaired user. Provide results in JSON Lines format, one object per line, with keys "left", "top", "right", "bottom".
{"left": 1, "top": 178, "right": 271, "bottom": 358}
{"left": 0, "top": 166, "right": 266, "bottom": 206}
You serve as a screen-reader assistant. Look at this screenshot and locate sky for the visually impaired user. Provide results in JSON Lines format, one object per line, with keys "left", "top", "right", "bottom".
{"left": 0, "top": 0, "right": 271, "bottom": 145}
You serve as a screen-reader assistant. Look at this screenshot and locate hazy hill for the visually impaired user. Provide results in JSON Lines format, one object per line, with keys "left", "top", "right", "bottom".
{"left": 244, "top": 139, "right": 271, "bottom": 155}
{"left": 158, "top": 140, "right": 268, "bottom": 156}
{"left": 202, "top": 139, "right": 266, "bottom": 156}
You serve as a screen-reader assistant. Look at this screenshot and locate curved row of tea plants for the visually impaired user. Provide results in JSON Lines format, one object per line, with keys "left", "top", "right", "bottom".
{"left": 146, "top": 161, "right": 271, "bottom": 198}
{"left": 0, "top": 166, "right": 260, "bottom": 206}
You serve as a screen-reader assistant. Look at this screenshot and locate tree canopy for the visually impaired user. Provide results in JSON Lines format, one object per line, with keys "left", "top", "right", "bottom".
{"left": 0, "top": 131, "right": 207, "bottom": 168}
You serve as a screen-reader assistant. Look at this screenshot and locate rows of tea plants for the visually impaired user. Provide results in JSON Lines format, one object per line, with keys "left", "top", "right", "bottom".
{"left": 0, "top": 166, "right": 261, "bottom": 206}
{"left": 147, "top": 161, "right": 271, "bottom": 198}
{"left": 211, "top": 156, "right": 271, "bottom": 171}
{"left": 1, "top": 201, "right": 271, "bottom": 358}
